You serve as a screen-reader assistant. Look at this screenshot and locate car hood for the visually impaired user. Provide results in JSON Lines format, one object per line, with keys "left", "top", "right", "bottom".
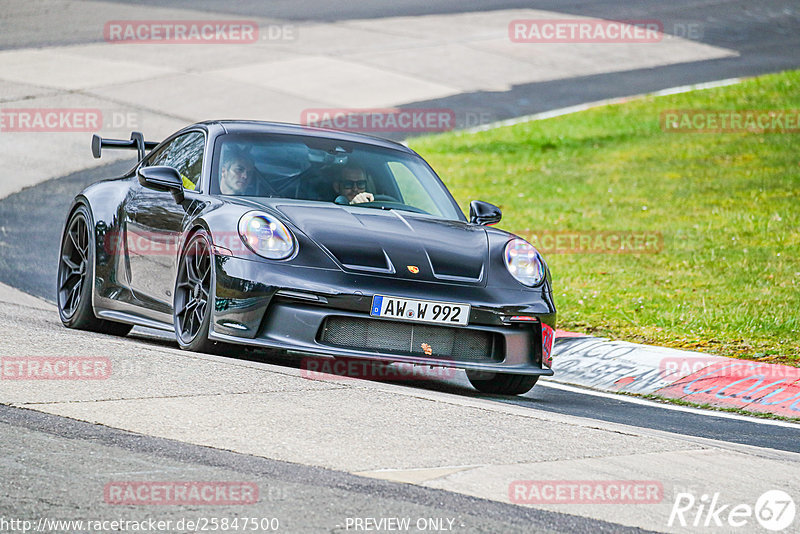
{"left": 272, "top": 203, "right": 488, "bottom": 284}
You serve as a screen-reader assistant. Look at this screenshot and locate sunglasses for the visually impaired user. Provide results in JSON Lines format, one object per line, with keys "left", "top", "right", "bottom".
{"left": 340, "top": 180, "right": 367, "bottom": 190}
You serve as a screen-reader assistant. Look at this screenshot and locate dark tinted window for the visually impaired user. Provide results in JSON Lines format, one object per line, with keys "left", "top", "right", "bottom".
{"left": 211, "top": 133, "right": 461, "bottom": 220}
{"left": 148, "top": 132, "right": 205, "bottom": 191}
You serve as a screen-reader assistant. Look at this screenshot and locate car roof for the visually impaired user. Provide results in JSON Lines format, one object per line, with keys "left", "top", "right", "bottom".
{"left": 193, "top": 120, "right": 414, "bottom": 154}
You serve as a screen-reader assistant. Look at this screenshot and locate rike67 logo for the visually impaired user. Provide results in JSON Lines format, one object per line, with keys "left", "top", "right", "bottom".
{"left": 669, "top": 490, "right": 796, "bottom": 531}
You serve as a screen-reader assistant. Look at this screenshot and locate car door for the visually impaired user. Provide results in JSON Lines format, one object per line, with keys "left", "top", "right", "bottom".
{"left": 124, "top": 131, "right": 206, "bottom": 317}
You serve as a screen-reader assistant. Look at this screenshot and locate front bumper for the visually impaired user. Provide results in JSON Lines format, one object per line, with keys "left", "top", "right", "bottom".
{"left": 209, "top": 256, "right": 556, "bottom": 376}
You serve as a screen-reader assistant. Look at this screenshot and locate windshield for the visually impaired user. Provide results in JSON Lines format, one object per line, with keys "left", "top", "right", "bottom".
{"left": 210, "top": 133, "right": 463, "bottom": 220}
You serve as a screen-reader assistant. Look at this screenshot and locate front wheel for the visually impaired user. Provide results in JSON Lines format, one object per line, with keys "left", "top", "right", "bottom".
{"left": 466, "top": 370, "right": 539, "bottom": 395}
{"left": 174, "top": 230, "right": 217, "bottom": 353}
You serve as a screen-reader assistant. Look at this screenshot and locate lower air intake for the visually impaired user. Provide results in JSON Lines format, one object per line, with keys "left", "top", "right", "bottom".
{"left": 319, "top": 316, "right": 502, "bottom": 362}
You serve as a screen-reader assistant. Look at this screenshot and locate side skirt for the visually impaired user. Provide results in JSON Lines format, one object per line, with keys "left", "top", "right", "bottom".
{"left": 95, "top": 309, "right": 174, "bottom": 332}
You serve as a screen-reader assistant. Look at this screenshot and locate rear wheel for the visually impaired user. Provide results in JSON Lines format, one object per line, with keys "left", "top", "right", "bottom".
{"left": 57, "top": 205, "right": 132, "bottom": 336}
{"left": 466, "top": 370, "right": 538, "bottom": 395}
{"left": 174, "top": 230, "right": 216, "bottom": 353}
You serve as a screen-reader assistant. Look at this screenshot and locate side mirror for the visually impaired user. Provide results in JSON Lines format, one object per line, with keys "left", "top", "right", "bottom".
{"left": 138, "top": 165, "right": 184, "bottom": 203}
{"left": 469, "top": 200, "right": 502, "bottom": 226}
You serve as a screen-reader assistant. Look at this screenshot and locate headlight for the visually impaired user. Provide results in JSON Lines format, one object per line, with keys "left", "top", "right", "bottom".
{"left": 238, "top": 211, "right": 295, "bottom": 260}
{"left": 504, "top": 238, "right": 545, "bottom": 286}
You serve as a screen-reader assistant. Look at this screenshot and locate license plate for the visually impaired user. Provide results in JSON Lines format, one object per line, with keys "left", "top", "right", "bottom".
{"left": 370, "top": 295, "right": 470, "bottom": 326}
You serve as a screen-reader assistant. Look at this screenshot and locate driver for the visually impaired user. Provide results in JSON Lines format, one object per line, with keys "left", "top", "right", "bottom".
{"left": 219, "top": 148, "right": 257, "bottom": 196}
{"left": 333, "top": 165, "right": 374, "bottom": 205}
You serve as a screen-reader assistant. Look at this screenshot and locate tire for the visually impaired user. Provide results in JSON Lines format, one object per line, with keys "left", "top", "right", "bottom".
{"left": 174, "top": 229, "right": 217, "bottom": 353}
{"left": 466, "top": 370, "right": 539, "bottom": 395}
{"left": 57, "top": 205, "right": 132, "bottom": 336}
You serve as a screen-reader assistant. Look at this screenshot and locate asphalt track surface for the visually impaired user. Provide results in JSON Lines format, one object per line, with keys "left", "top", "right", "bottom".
{"left": 0, "top": 406, "right": 645, "bottom": 534}
{"left": 128, "top": 329, "right": 800, "bottom": 455}
{"left": 1, "top": 2, "right": 800, "bottom": 531}
{"left": 0, "top": 0, "right": 798, "bottom": 450}
{"left": 3, "top": 1, "right": 799, "bottom": 127}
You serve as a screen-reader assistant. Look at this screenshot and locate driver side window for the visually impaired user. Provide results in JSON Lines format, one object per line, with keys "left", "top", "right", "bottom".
{"left": 147, "top": 132, "right": 205, "bottom": 191}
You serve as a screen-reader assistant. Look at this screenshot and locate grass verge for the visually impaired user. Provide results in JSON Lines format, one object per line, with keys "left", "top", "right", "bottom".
{"left": 410, "top": 70, "right": 800, "bottom": 365}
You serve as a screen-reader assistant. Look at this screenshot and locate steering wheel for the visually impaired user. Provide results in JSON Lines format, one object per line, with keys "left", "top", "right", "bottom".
{"left": 373, "top": 194, "right": 399, "bottom": 202}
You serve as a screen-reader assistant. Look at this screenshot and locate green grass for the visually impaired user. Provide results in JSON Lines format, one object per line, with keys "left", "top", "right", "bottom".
{"left": 410, "top": 70, "right": 800, "bottom": 365}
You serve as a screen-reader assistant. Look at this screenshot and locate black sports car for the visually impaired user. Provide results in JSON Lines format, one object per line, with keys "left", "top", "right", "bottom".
{"left": 58, "top": 121, "right": 556, "bottom": 395}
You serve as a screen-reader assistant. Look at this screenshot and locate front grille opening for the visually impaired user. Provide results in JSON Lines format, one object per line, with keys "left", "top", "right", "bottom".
{"left": 318, "top": 316, "right": 503, "bottom": 363}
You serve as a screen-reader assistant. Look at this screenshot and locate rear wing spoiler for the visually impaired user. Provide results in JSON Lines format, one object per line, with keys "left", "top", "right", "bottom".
{"left": 91, "top": 132, "right": 159, "bottom": 161}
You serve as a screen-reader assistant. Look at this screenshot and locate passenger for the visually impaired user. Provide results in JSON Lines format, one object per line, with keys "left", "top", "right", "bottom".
{"left": 333, "top": 165, "right": 374, "bottom": 204}
{"left": 219, "top": 149, "right": 257, "bottom": 196}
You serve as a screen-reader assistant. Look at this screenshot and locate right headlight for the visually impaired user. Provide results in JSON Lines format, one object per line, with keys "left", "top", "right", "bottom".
{"left": 238, "top": 211, "right": 295, "bottom": 260}
{"left": 504, "top": 238, "right": 545, "bottom": 286}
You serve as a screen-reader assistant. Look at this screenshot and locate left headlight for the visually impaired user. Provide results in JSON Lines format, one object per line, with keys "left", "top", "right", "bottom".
{"left": 504, "top": 238, "right": 545, "bottom": 286}
{"left": 238, "top": 211, "right": 295, "bottom": 260}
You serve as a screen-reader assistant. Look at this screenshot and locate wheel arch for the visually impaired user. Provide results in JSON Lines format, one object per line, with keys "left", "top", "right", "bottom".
{"left": 173, "top": 222, "right": 219, "bottom": 352}
{"left": 72, "top": 177, "right": 135, "bottom": 315}
{"left": 58, "top": 199, "right": 97, "bottom": 320}
{"left": 177, "top": 221, "right": 213, "bottom": 258}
